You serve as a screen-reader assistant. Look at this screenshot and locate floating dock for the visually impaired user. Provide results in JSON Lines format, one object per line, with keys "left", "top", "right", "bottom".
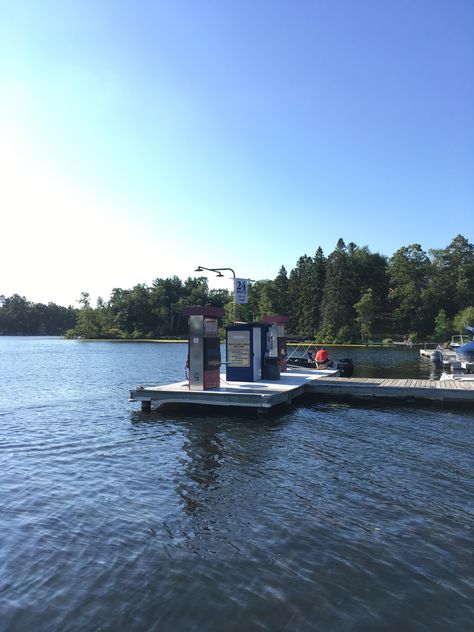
{"left": 419, "top": 347, "right": 456, "bottom": 362}
{"left": 130, "top": 368, "right": 339, "bottom": 410}
{"left": 130, "top": 368, "right": 474, "bottom": 411}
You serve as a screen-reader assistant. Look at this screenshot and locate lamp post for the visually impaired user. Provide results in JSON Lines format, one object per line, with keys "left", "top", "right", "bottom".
{"left": 195, "top": 265, "right": 237, "bottom": 323}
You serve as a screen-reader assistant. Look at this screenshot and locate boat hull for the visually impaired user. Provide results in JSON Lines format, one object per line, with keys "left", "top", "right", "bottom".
{"left": 287, "top": 357, "right": 354, "bottom": 378}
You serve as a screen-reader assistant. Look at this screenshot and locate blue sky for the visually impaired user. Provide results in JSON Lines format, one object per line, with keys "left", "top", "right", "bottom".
{"left": 1, "top": 0, "right": 472, "bottom": 306}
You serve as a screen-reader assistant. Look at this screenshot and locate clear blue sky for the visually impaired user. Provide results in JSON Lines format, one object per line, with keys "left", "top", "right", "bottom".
{"left": 1, "top": 0, "right": 472, "bottom": 306}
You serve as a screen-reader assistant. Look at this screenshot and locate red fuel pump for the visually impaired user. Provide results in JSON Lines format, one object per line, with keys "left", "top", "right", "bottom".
{"left": 182, "top": 307, "right": 225, "bottom": 391}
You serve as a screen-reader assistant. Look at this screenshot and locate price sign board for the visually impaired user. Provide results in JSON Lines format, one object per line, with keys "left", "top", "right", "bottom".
{"left": 227, "top": 330, "right": 250, "bottom": 367}
{"left": 234, "top": 278, "right": 249, "bottom": 304}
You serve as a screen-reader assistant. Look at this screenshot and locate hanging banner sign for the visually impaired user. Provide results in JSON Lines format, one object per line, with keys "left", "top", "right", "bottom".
{"left": 234, "top": 278, "right": 249, "bottom": 304}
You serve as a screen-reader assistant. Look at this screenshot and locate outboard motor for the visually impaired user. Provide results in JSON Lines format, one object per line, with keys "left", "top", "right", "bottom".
{"left": 336, "top": 358, "right": 354, "bottom": 378}
{"left": 430, "top": 349, "right": 443, "bottom": 367}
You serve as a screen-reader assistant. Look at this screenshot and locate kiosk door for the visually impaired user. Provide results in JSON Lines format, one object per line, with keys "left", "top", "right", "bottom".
{"left": 253, "top": 327, "right": 262, "bottom": 380}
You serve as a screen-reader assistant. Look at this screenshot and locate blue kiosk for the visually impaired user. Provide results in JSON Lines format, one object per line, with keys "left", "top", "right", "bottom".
{"left": 226, "top": 323, "right": 280, "bottom": 382}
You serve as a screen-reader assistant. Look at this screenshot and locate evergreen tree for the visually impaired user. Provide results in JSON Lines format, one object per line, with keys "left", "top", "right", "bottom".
{"left": 271, "top": 266, "right": 291, "bottom": 317}
{"left": 387, "top": 244, "right": 431, "bottom": 336}
{"left": 288, "top": 267, "right": 301, "bottom": 335}
{"left": 253, "top": 280, "right": 276, "bottom": 321}
{"left": 318, "top": 239, "right": 358, "bottom": 342}
{"left": 289, "top": 255, "right": 314, "bottom": 336}
{"left": 349, "top": 246, "right": 389, "bottom": 336}
{"left": 309, "top": 247, "right": 327, "bottom": 334}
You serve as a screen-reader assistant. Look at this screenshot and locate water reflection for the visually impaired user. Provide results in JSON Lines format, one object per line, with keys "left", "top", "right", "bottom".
{"left": 429, "top": 365, "right": 443, "bottom": 381}
{"left": 178, "top": 423, "right": 223, "bottom": 513}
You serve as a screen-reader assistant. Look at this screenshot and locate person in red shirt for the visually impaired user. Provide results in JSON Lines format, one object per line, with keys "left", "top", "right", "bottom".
{"left": 315, "top": 348, "right": 330, "bottom": 368}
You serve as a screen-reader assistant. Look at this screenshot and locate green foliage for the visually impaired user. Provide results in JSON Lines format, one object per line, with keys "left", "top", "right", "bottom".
{"left": 287, "top": 250, "right": 327, "bottom": 337}
{"left": 433, "top": 309, "right": 452, "bottom": 342}
{"left": 388, "top": 244, "right": 431, "bottom": 335}
{"left": 355, "top": 288, "right": 380, "bottom": 343}
{"left": 318, "top": 239, "right": 356, "bottom": 340}
{"left": 4, "top": 234, "right": 474, "bottom": 344}
{"left": 453, "top": 307, "right": 474, "bottom": 334}
{"left": 74, "top": 311, "right": 100, "bottom": 338}
{"left": 428, "top": 235, "right": 474, "bottom": 317}
{"left": 0, "top": 294, "right": 77, "bottom": 335}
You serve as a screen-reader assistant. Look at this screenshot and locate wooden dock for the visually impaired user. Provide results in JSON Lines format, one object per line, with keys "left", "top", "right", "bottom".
{"left": 308, "top": 376, "right": 474, "bottom": 403}
{"left": 130, "top": 368, "right": 474, "bottom": 411}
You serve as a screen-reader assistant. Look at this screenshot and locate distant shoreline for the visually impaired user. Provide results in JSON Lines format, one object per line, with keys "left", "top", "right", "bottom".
{"left": 67, "top": 338, "right": 419, "bottom": 348}
{"left": 1, "top": 334, "right": 435, "bottom": 348}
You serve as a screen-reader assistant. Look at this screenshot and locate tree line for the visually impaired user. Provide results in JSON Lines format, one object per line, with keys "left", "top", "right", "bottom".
{"left": 2, "top": 235, "right": 474, "bottom": 343}
{"left": 0, "top": 294, "right": 77, "bottom": 335}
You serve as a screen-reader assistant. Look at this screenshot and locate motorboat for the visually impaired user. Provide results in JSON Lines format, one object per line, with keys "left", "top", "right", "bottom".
{"left": 286, "top": 344, "right": 354, "bottom": 377}
{"left": 440, "top": 340, "right": 474, "bottom": 380}
{"left": 443, "top": 324, "right": 474, "bottom": 350}
{"left": 449, "top": 334, "right": 472, "bottom": 349}
{"left": 392, "top": 337, "right": 413, "bottom": 347}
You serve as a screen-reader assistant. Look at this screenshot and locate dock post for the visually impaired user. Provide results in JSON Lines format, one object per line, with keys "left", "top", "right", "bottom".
{"left": 141, "top": 400, "right": 152, "bottom": 412}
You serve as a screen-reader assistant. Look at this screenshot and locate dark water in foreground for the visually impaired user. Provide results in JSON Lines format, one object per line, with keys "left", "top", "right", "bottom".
{"left": 1, "top": 338, "right": 473, "bottom": 631}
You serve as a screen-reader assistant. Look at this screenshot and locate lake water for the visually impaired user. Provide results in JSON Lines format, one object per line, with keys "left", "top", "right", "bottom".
{"left": 1, "top": 337, "right": 473, "bottom": 631}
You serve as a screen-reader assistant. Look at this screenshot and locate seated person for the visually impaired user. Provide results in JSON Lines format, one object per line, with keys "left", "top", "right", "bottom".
{"left": 315, "top": 347, "right": 331, "bottom": 369}
{"left": 307, "top": 349, "right": 316, "bottom": 364}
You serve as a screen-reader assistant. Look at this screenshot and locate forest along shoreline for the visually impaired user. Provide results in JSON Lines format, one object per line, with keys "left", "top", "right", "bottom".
{"left": 2, "top": 234, "right": 473, "bottom": 347}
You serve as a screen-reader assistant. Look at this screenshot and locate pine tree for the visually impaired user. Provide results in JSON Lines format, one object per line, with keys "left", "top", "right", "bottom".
{"left": 272, "top": 266, "right": 291, "bottom": 317}
{"left": 309, "top": 247, "right": 327, "bottom": 334}
{"left": 288, "top": 255, "right": 314, "bottom": 336}
{"left": 318, "top": 239, "right": 358, "bottom": 342}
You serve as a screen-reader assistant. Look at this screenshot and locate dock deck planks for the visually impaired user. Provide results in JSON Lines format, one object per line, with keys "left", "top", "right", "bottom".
{"left": 309, "top": 376, "right": 474, "bottom": 403}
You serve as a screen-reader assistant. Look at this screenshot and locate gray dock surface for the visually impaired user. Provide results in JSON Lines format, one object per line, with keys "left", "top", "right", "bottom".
{"left": 130, "top": 368, "right": 338, "bottom": 410}
{"left": 130, "top": 368, "right": 474, "bottom": 410}
{"left": 308, "top": 376, "right": 474, "bottom": 403}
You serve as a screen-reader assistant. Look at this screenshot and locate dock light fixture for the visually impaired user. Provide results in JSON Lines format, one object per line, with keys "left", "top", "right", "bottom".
{"left": 194, "top": 265, "right": 237, "bottom": 322}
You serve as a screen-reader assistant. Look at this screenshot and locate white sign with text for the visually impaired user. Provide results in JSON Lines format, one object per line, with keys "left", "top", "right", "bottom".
{"left": 234, "top": 278, "right": 249, "bottom": 304}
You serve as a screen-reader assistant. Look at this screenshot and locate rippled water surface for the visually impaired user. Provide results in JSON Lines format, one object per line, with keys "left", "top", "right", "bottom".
{"left": 1, "top": 338, "right": 473, "bottom": 631}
